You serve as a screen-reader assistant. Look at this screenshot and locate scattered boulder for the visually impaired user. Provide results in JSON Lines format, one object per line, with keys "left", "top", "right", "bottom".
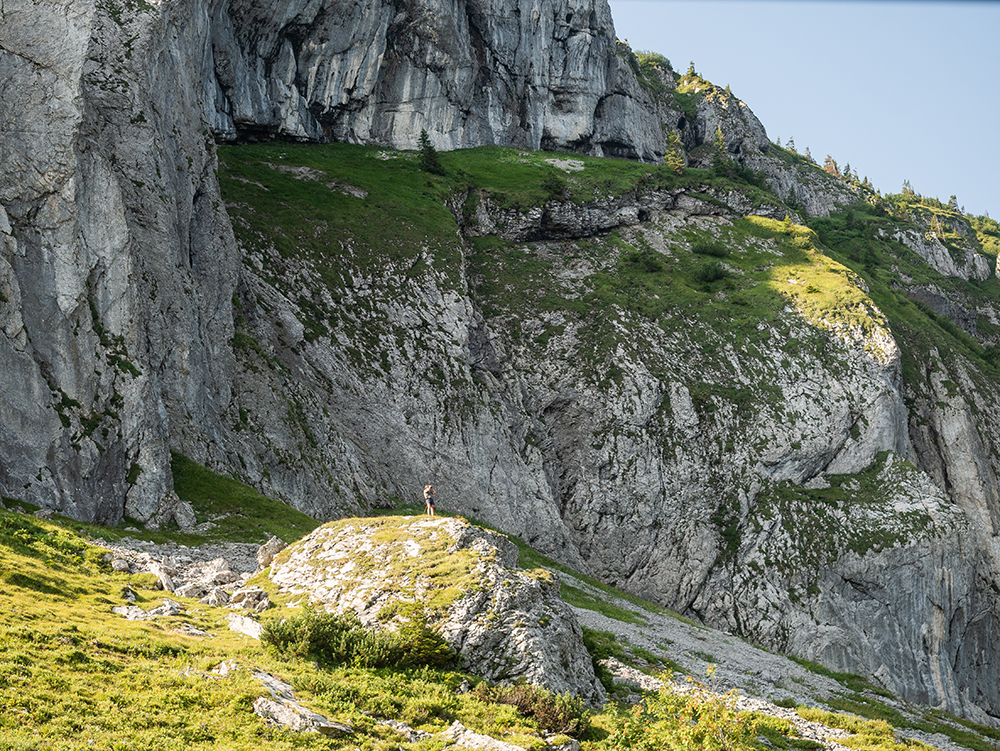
{"left": 172, "top": 501, "right": 198, "bottom": 532}
{"left": 251, "top": 669, "right": 353, "bottom": 736}
{"left": 257, "top": 536, "right": 286, "bottom": 568}
{"left": 546, "top": 736, "right": 581, "bottom": 751}
{"left": 442, "top": 721, "right": 524, "bottom": 751}
{"left": 212, "top": 660, "right": 239, "bottom": 678}
{"left": 201, "top": 587, "right": 230, "bottom": 606}
{"left": 112, "top": 599, "right": 184, "bottom": 621}
{"left": 147, "top": 562, "right": 176, "bottom": 593}
{"left": 147, "top": 492, "right": 198, "bottom": 532}
{"left": 254, "top": 670, "right": 296, "bottom": 700}
{"left": 147, "top": 599, "right": 184, "bottom": 617}
{"left": 228, "top": 587, "right": 270, "bottom": 611}
{"left": 194, "top": 558, "right": 241, "bottom": 586}
{"left": 228, "top": 613, "right": 264, "bottom": 640}
{"left": 175, "top": 623, "right": 212, "bottom": 637}
{"left": 174, "top": 583, "right": 206, "bottom": 599}
{"left": 92, "top": 539, "right": 262, "bottom": 602}
{"left": 252, "top": 697, "right": 352, "bottom": 736}
{"left": 379, "top": 718, "right": 432, "bottom": 743}
{"left": 111, "top": 605, "right": 147, "bottom": 621}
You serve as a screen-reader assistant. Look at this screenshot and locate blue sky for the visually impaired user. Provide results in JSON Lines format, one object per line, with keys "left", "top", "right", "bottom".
{"left": 608, "top": 0, "right": 1000, "bottom": 218}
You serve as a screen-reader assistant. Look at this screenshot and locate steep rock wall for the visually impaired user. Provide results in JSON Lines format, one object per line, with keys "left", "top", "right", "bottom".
{"left": 0, "top": 0, "right": 682, "bottom": 523}
{"left": 0, "top": 0, "right": 238, "bottom": 523}
{"left": 2, "top": 0, "right": 1000, "bottom": 725}
{"left": 209, "top": 0, "right": 665, "bottom": 160}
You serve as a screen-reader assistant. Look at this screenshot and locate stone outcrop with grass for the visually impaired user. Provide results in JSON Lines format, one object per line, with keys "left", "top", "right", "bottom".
{"left": 268, "top": 516, "right": 605, "bottom": 705}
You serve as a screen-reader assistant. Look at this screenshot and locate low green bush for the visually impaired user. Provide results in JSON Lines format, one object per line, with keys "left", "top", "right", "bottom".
{"left": 694, "top": 260, "right": 728, "bottom": 284}
{"left": 692, "top": 240, "right": 730, "bottom": 258}
{"left": 620, "top": 249, "right": 665, "bottom": 274}
{"left": 473, "top": 682, "right": 590, "bottom": 736}
{"left": 599, "top": 679, "right": 760, "bottom": 751}
{"left": 262, "top": 606, "right": 455, "bottom": 669}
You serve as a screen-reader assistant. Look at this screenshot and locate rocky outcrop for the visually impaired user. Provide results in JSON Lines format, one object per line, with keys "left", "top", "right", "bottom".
{"left": 892, "top": 226, "right": 993, "bottom": 282}
{"left": 98, "top": 534, "right": 277, "bottom": 610}
{"left": 268, "top": 516, "right": 605, "bottom": 704}
{"left": 906, "top": 285, "right": 979, "bottom": 336}
{"left": 252, "top": 671, "right": 353, "bottom": 736}
{"left": 743, "top": 151, "right": 860, "bottom": 218}
{"left": 208, "top": 0, "right": 665, "bottom": 161}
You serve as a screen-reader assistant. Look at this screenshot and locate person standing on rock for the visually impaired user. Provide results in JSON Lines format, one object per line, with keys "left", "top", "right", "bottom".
{"left": 423, "top": 484, "right": 436, "bottom": 516}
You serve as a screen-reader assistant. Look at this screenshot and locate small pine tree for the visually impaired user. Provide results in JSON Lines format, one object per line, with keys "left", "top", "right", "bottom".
{"left": 902, "top": 179, "right": 914, "bottom": 196}
{"left": 823, "top": 155, "right": 840, "bottom": 177}
{"left": 948, "top": 194, "right": 959, "bottom": 210}
{"left": 687, "top": 61, "right": 696, "bottom": 76}
{"left": 775, "top": 137, "right": 781, "bottom": 148}
{"left": 714, "top": 125, "right": 725, "bottom": 153}
{"left": 787, "top": 135, "right": 796, "bottom": 154}
{"left": 665, "top": 130, "right": 685, "bottom": 175}
{"left": 786, "top": 185, "right": 800, "bottom": 211}
{"left": 419, "top": 129, "right": 444, "bottom": 175}
{"left": 804, "top": 146, "right": 813, "bottom": 163}
{"left": 842, "top": 162, "right": 852, "bottom": 180}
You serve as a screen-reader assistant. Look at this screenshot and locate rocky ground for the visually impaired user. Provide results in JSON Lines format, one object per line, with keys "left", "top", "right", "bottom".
{"left": 562, "top": 570, "right": 971, "bottom": 751}
{"left": 88, "top": 528, "right": 972, "bottom": 751}
{"left": 94, "top": 533, "right": 285, "bottom": 611}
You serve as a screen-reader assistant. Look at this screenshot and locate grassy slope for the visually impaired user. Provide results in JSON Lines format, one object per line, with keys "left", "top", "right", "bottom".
{"left": 807, "top": 201, "right": 1000, "bottom": 387}
{"left": 3, "top": 474, "right": 997, "bottom": 751}
{"left": 219, "top": 142, "right": 880, "bottom": 403}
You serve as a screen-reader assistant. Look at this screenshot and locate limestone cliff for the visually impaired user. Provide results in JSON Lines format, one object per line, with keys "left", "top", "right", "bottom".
{"left": 208, "top": 0, "right": 667, "bottom": 161}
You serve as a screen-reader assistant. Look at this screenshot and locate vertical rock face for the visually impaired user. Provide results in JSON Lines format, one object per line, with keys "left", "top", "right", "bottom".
{"left": 209, "top": 0, "right": 664, "bottom": 159}
{"left": 0, "top": 0, "right": 238, "bottom": 523}
{"left": 0, "top": 0, "right": 158, "bottom": 521}
{"left": 0, "top": 0, "right": 674, "bottom": 524}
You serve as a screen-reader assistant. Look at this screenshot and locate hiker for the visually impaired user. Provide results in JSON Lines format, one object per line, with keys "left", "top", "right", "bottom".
{"left": 423, "top": 484, "right": 436, "bottom": 516}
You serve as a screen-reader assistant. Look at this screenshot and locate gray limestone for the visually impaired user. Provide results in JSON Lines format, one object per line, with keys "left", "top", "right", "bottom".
{"left": 268, "top": 516, "right": 606, "bottom": 704}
